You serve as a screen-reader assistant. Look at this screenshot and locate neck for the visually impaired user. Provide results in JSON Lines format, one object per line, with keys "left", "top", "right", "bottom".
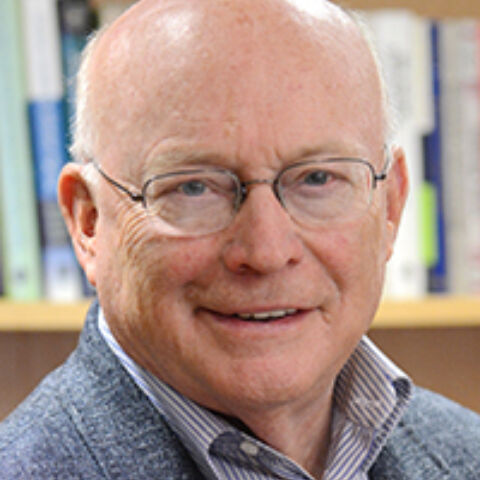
{"left": 230, "top": 388, "right": 334, "bottom": 479}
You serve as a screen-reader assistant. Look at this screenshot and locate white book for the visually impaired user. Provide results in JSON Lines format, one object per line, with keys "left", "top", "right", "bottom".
{"left": 365, "top": 9, "right": 432, "bottom": 299}
{"left": 439, "top": 19, "right": 480, "bottom": 294}
{"left": 0, "top": 0, "right": 42, "bottom": 300}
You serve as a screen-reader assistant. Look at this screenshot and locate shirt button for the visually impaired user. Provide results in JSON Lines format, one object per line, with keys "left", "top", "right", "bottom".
{"left": 240, "top": 441, "right": 259, "bottom": 456}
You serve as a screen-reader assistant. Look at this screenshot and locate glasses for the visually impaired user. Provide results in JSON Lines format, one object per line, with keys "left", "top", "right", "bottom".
{"left": 92, "top": 154, "right": 390, "bottom": 237}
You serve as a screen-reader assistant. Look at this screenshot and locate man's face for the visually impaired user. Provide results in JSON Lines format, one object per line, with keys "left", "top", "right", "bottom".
{"left": 85, "top": 3, "right": 402, "bottom": 418}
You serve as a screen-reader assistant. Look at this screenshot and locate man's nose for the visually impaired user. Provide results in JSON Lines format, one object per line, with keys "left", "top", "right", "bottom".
{"left": 221, "top": 185, "right": 304, "bottom": 274}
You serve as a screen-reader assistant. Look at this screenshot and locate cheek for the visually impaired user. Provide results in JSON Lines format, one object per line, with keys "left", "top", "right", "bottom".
{"left": 305, "top": 211, "right": 388, "bottom": 305}
{"left": 166, "top": 243, "right": 217, "bottom": 281}
{"left": 353, "top": 214, "right": 388, "bottom": 286}
{"left": 96, "top": 213, "right": 223, "bottom": 345}
{"left": 343, "top": 214, "right": 389, "bottom": 324}
{"left": 115, "top": 216, "right": 222, "bottom": 296}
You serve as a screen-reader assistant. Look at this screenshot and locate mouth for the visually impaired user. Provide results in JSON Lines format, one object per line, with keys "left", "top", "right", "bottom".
{"left": 234, "top": 308, "right": 299, "bottom": 322}
{"left": 201, "top": 307, "right": 307, "bottom": 324}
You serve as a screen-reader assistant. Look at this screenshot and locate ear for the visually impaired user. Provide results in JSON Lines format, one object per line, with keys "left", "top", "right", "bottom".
{"left": 58, "top": 163, "right": 98, "bottom": 287}
{"left": 384, "top": 145, "right": 409, "bottom": 261}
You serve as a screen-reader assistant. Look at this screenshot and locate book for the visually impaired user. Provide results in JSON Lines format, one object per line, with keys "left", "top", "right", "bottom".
{"left": 423, "top": 22, "right": 448, "bottom": 293}
{"left": 0, "top": 0, "right": 42, "bottom": 300}
{"left": 57, "top": 0, "right": 97, "bottom": 147}
{"left": 0, "top": 143, "right": 4, "bottom": 297}
{"left": 58, "top": 0, "right": 98, "bottom": 297}
{"left": 21, "top": 0, "right": 84, "bottom": 301}
{"left": 365, "top": 9, "right": 432, "bottom": 298}
{"left": 92, "top": 0, "right": 134, "bottom": 26}
{"left": 439, "top": 19, "right": 480, "bottom": 294}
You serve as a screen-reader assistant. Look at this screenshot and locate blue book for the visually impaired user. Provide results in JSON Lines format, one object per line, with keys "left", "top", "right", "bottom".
{"left": 58, "top": 0, "right": 98, "bottom": 297}
{"left": 423, "top": 22, "right": 448, "bottom": 293}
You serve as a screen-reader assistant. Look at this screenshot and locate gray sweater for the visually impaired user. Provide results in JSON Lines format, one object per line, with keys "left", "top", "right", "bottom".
{"left": 1, "top": 301, "right": 479, "bottom": 479}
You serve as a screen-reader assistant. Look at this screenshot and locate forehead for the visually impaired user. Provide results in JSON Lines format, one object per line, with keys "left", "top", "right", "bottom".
{"left": 90, "top": 0, "right": 384, "bottom": 173}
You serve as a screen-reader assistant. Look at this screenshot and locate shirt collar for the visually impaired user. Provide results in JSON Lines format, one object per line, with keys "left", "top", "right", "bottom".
{"left": 99, "top": 308, "right": 411, "bottom": 479}
{"left": 325, "top": 337, "right": 412, "bottom": 477}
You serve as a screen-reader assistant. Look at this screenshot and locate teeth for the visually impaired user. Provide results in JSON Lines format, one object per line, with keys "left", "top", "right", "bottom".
{"left": 237, "top": 309, "right": 297, "bottom": 321}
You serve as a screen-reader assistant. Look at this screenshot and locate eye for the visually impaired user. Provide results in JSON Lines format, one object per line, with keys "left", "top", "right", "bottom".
{"left": 178, "top": 180, "right": 208, "bottom": 196}
{"left": 303, "top": 170, "right": 331, "bottom": 186}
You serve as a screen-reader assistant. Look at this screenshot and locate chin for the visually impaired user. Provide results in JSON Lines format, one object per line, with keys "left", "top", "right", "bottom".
{"left": 203, "top": 355, "right": 335, "bottom": 415}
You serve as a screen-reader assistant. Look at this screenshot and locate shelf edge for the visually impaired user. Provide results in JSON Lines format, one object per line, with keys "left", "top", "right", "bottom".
{"left": 1, "top": 296, "right": 480, "bottom": 331}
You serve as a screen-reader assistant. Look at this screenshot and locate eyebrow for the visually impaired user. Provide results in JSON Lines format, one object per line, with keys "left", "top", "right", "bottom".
{"left": 286, "top": 141, "right": 367, "bottom": 162}
{"left": 145, "top": 149, "right": 228, "bottom": 170}
{"left": 143, "top": 141, "right": 367, "bottom": 175}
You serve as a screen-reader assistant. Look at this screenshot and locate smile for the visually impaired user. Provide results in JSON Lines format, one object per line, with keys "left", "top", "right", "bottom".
{"left": 234, "top": 308, "right": 298, "bottom": 322}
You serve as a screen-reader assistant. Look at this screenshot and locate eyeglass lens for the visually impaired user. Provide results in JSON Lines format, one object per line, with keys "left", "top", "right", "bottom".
{"left": 141, "top": 160, "right": 375, "bottom": 236}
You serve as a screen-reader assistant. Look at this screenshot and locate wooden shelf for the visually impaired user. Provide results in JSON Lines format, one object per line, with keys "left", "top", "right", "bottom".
{"left": 0, "top": 300, "right": 91, "bottom": 332}
{"left": 1, "top": 296, "right": 480, "bottom": 331}
{"left": 92, "top": 0, "right": 480, "bottom": 19}
{"left": 344, "top": 0, "right": 480, "bottom": 18}
{"left": 374, "top": 296, "right": 480, "bottom": 328}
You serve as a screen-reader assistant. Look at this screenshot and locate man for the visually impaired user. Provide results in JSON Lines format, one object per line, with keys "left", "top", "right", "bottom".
{"left": 1, "top": 0, "right": 479, "bottom": 478}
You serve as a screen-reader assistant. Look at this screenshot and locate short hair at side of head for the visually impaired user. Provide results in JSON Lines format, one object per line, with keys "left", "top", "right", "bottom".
{"left": 69, "top": 27, "right": 107, "bottom": 165}
{"left": 69, "top": 0, "right": 397, "bottom": 165}
{"left": 347, "top": 8, "right": 398, "bottom": 143}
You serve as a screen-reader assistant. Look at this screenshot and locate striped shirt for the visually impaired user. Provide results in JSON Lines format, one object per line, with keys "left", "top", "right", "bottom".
{"left": 99, "top": 310, "right": 411, "bottom": 480}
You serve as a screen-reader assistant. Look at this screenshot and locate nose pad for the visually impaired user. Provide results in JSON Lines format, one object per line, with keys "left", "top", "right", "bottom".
{"left": 238, "top": 178, "right": 285, "bottom": 211}
{"left": 221, "top": 186, "right": 304, "bottom": 274}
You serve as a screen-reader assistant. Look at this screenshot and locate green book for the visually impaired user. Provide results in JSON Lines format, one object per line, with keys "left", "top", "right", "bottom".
{"left": 0, "top": 0, "right": 42, "bottom": 300}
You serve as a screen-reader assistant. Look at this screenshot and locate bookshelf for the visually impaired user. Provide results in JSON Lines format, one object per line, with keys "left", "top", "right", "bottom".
{"left": 2, "top": 296, "right": 480, "bottom": 331}
{"left": 91, "top": 0, "right": 480, "bottom": 18}
{"left": 1, "top": 0, "right": 480, "bottom": 422}
{"left": 0, "top": 0, "right": 479, "bottom": 331}
{"left": 345, "top": 0, "right": 480, "bottom": 18}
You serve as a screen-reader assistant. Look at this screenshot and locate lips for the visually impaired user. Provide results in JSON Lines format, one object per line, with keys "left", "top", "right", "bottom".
{"left": 235, "top": 308, "right": 298, "bottom": 321}
{"left": 200, "top": 306, "right": 307, "bottom": 324}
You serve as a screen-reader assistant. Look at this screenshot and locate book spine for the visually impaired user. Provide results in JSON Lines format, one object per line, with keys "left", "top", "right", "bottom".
{"left": 468, "top": 22, "right": 480, "bottom": 293}
{"left": 423, "top": 22, "right": 448, "bottom": 293}
{"left": 461, "top": 21, "right": 480, "bottom": 293}
{"left": 58, "top": 0, "right": 98, "bottom": 297}
{"left": 0, "top": 145, "right": 4, "bottom": 297}
{"left": 21, "top": 0, "right": 84, "bottom": 301}
{"left": 0, "top": 0, "right": 42, "bottom": 300}
{"left": 366, "top": 9, "right": 430, "bottom": 298}
{"left": 439, "top": 20, "right": 462, "bottom": 294}
{"left": 95, "top": 0, "right": 134, "bottom": 26}
{"left": 57, "top": 0, "right": 97, "bottom": 146}
{"left": 438, "top": 20, "right": 480, "bottom": 294}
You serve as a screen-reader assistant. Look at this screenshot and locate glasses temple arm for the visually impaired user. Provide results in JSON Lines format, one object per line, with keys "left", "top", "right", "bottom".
{"left": 92, "top": 161, "right": 144, "bottom": 202}
{"left": 373, "top": 146, "right": 393, "bottom": 184}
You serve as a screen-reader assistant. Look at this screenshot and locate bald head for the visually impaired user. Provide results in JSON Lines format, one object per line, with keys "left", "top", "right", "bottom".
{"left": 71, "top": 0, "right": 388, "bottom": 171}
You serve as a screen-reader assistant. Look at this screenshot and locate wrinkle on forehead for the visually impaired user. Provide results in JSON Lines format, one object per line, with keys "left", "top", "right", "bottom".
{"left": 87, "top": 0, "right": 382, "bottom": 172}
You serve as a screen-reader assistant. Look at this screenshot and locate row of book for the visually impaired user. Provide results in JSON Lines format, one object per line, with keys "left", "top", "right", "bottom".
{"left": 0, "top": 3, "right": 479, "bottom": 300}
{"left": 363, "top": 10, "right": 480, "bottom": 298}
{"left": 0, "top": 0, "right": 131, "bottom": 301}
